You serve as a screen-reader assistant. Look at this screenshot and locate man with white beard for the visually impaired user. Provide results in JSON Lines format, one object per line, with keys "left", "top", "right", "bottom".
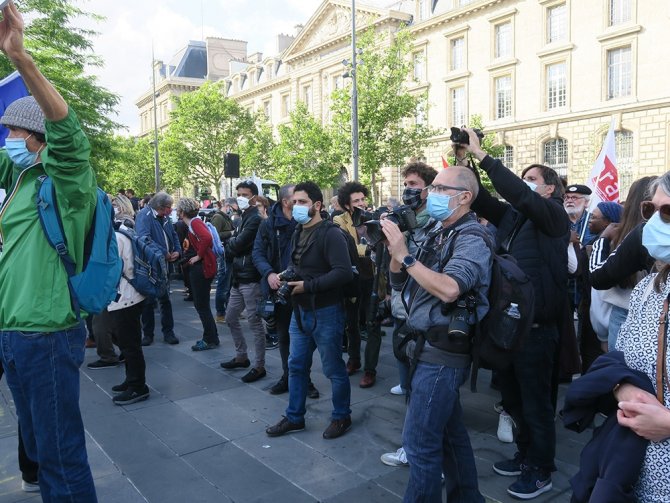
{"left": 564, "top": 184, "right": 597, "bottom": 246}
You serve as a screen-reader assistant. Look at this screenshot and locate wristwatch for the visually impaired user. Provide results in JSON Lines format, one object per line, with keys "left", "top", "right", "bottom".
{"left": 401, "top": 255, "right": 417, "bottom": 271}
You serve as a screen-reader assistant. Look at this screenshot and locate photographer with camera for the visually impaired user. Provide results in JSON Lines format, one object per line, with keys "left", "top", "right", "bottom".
{"left": 333, "top": 182, "right": 375, "bottom": 384}
{"left": 252, "top": 184, "right": 319, "bottom": 398}
{"left": 455, "top": 128, "right": 570, "bottom": 500}
{"left": 266, "top": 181, "right": 354, "bottom": 440}
{"left": 382, "top": 166, "right": 490, "bottom": 501}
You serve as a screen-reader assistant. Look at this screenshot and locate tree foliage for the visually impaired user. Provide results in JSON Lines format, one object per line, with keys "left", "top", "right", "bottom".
{"left": 331, "top": 27, "right": 441, "bottom": 203}
{"left": 161, "top": 81, "right": 264, "bottom": 198}
{"left": 270, "top": 101, "right": 344, "bottom": 187}
{"left": 0, "top": 0, "right": 121, "bottom": 173}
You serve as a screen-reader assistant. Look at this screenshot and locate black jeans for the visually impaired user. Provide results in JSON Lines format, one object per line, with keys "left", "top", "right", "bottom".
{"left": 345, "top": 297, "right": 361, "bottom": 361}
{"left": 0, "top": 362, "right": 39, "bottom": 483}
{"left": 109, "top": 302, "right": 146, "bottom": 391}
{"left": 499, "top": 324, "right": 559, "bottom": 471}
{"left": 141, "top": 290, "right": 175, "bottom": 339}
{"left": 189, "top": 262, "right": 219, "bottom": 345}
{"left": 275, "top": 301, "right": 293, "bottom": 379}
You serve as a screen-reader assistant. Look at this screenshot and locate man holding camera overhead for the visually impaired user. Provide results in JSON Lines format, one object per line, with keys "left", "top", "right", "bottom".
{"left": 266, "top": 181, "right": 353, "bottom": 440}
{"left": 381, "top": 166, "right": 490, "bottom": 502}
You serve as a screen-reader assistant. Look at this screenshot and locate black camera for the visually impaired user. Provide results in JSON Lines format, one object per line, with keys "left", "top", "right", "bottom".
{"left": 441, "top": 294, "right": 477, "bottom": 350}
{"left": 450, "top": 127, "right": 484, "bottom": 145}
{"left": 256, "top": 298, "right": 275, "bottom": 320}
{"left": 352, "top": 205, "right": 418, "bottom": 246}
{"left": 276, "top": 268, "right": 301, "bottom": 305}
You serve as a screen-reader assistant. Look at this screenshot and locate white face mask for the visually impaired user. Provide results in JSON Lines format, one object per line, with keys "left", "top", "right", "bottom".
{"left": 113, "top": 207, "right": 120, "bottom": 215}
{"left": 236, "top": 196, "right": 250, "bottom": 211}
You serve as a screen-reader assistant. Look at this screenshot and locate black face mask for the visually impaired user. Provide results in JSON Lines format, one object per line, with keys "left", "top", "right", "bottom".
{"left": 402, "top": 187, "right": 423, "bottom": 210}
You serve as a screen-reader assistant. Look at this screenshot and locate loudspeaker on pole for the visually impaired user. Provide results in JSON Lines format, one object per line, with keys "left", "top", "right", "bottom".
{"left": 224, "top": 153, "right": 240, "bottom": 179}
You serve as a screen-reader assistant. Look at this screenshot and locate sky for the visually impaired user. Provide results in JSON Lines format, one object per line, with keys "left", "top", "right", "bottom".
{"left": 77, "top": 0, "right": 326, "bottom": 136}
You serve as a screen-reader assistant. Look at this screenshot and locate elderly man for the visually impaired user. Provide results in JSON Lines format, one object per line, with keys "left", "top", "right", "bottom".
{"left": 382, "top": 165, "right": 490, "bottom": 502}
{"left": 564, "top": 184, "right": 597, "bottom": 246}
{"left": 136, "top": 191, "right": 182, "bottom": 346}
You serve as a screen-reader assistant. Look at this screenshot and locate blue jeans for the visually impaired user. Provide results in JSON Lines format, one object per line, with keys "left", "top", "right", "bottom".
{"left": 287, "top": 303, "right": 350, "bottom": 423}
{"left": 0, "top": 323, "right": 98, "bottom": 502}
{"left": 215, "top": 257, "right": 232, "bottom": 316}
{"left": 499, "top": 324, "right": 558, "bottom": 471}
{"left": 402, "top": 362, "right": 484, "bottom": 503}
{"left": 608, "top": 305, "right": 628, "bottom": 351}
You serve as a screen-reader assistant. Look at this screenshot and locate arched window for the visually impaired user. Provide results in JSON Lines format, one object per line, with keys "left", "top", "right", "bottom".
{"left": 543, "top": 138, "right": 568, "bottom": 177}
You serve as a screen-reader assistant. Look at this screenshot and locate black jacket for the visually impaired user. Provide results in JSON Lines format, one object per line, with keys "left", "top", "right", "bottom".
{"left": 562, "top": 351, "right": 653, "bottom": 503}
{"left": 472, "top": 156, "right": 570, "bottom": 323}
{"left": 224, "top": 206, "right": 262, "bottom": 284}
{"left": 291, "top": 220, "right": 353, "bottom": 309}
{"left": 591, "top": 223, "right": 654, "bottom": 290}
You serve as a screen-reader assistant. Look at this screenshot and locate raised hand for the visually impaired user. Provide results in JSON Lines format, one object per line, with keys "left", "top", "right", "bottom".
{"left": 0, "top": 1, "right": 26, "bottom": 63}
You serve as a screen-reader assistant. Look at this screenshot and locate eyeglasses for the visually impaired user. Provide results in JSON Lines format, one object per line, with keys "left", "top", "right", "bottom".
{"left": 640, "top": 201, "right": 670, "bottom": 223}
{"left": 563, "top": 194, "right": 586, "bottom": 202}
{"left": 426, "top": 184, "right": 468, "bottom": 194}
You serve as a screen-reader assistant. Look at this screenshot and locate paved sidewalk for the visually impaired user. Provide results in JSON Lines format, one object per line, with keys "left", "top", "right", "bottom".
{"left": 0, "top": 283, "right": 587, "bottom": 502}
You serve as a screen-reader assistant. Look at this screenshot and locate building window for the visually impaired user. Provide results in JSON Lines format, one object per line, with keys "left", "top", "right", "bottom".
{"left": 494, "top": 22, "right": 512, "bottom": 59}
{"left": 333, "top": 75, "right": 343, "bottom": 90}
{"left": 615, "top": 130, "right": 634, "bottom": 194}
{"left": 609, "top": 0, "right": 631, "bottom": 26}
{"left": 416, "top": 102, "right": 426, "bottom": 125}
{"left": 281, "top": 93, "right": 290, "bottom": 118}
{"left": 450, "top": 37, "right": 464, "bottom": 71}
{"left": 450, "top": 86, "right": 466, "bottom": 126}
{"left": 543, "top": 138, "right": 568, "bottom": 177}
{"left": 458, "top": 0, "right": 473, "bottom": 6}
{"left": 546, "top": 62, "right": 567, "bottom": 109}
{"left": 413, "top": 51, "right": 425, "bottom": 81}
{"left": 418, "top": 0, "right": 430, "bottom": 21}
{"left": 547, "top": 3, "right": 567, "bottom": 43}
{"left": 302, "top": 85, "right": 312, "bottom": 110}
{"left": 495, "top": 75, "right": 512, "bottom": 119}
{"left": 496, "top": 145, "right": 514, "bottom": 171}
{"left": 263, "top": 100, "right": 271, "bottom": 118}
{"left": 607, "top": 46, "right": 631, "bottom": 99}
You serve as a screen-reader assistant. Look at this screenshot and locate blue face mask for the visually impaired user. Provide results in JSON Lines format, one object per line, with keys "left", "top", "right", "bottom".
{"left": 426, "top": 192, "right": 460, "bottom": 222}
{"left": 5, "top": 136, "right": 38, "bottom": 168}
{"left": 642, "top": 211, "right": 670, "bottom": 263}
{"left": 524, "top": 180, "right": 538, "bottom": 192}
{"left": 292, "top": 204, "right": 312, "bottom": 224}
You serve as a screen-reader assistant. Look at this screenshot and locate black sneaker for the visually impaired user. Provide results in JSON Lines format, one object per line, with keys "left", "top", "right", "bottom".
{"left": 220, "top": 358, "right": 251, "bottom": 369}
{"left": 87, "top": 359, "right": 120, "bottom": 370}
{"left": 493, "top": 452, "right": 526, "bottom": 477}
{"left": 323, "top": 416, "right": 352, "bottom": 439}
{"left": 269, "top": 378, "right": 288, "bottom": 395}
{"left": 163, "top": 333, "right": 179, "bottom": 345}
{"left": 141, "top": 335, "right": 153, "bottom": 347}
{"left": 266, "top": 416, "right": 305, "bottom": 437}
{"left": 265, "top": 335, "right": 279, "bottom": 350}
{"left": 112, "top": 386, "right": 150, "bottom": 406}
{"left": 112, "top": 382, "right": 129, "bottom": 394}
{"left": 507, "top": 466, "right": 552, "bottom": 500}
{"left": 241, "top": 368, "right": 266, "bottom": 383}
{"left": 308, "top": 382, "right": 320, "bottom": 399}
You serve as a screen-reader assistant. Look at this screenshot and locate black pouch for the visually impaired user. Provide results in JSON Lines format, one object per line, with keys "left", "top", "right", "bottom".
{"left": 392, "top": 321, "right": 415, "bottom": 364}
{"left": 425, "top": 326, "right": 472, "bottom": 354}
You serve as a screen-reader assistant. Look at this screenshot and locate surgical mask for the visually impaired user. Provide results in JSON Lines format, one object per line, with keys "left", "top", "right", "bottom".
{"left": 292, "top": 204, "right": 312, "bottom": 224}
{"left": 402, "top": 187, "right": 423, "bottom": 210}
{"left": 5, "top": 136, "right": 38, "bottom": 168}
{"left": 426, "top": 192, "right": 460, "bottom": 222}
{"left": 642, "top": 212, "right": 670, "bottom": 263}
{"left": 415, "top": 208, "right": 430, "bottom": 228}
{"left": 113, "top": 207, "right": 120, "bottom": 215}
{"left": 524, "top": 180, "right": 538, "bottom": 192}
{"left": 236, "top": 196, "right": 250, "bottom": 211}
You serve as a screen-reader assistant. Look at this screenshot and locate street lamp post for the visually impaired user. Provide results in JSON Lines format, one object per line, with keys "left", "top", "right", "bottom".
{"left": 151, "top": 45, "right": 161, "bottom": 192}
{"left": 350, "top": 0, "right": 359, "bottom": 182}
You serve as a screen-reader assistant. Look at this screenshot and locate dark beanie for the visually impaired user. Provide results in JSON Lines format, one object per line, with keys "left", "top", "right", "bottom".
{"left": 597, "top": 201, "right": 623, "bottom": 223}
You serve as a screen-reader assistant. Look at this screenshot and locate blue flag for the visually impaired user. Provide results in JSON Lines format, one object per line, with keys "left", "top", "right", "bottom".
{"left": 0, "top": 71, "right": 29, "bottom": 146}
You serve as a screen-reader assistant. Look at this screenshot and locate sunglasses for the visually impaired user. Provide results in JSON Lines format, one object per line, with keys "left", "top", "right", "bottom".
{"left": 640, "top": 201, "right": 670, "bottom": 223}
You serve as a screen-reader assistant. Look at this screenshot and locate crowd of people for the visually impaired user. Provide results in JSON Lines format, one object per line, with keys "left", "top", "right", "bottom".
{"left": 0, "top": 1, "right": 669, "bottom": 502}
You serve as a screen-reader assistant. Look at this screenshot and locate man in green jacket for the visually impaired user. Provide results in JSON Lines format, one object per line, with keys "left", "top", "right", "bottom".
{"left": 0, "top": 1, "right": 98, "bottom": 500}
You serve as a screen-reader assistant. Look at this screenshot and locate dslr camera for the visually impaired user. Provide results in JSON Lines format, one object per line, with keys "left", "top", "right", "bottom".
{"left": 441, "top": 293, "right": 477, "bottom": 340}
{"left": 276, "top": 268, "right": 301, "bottom": 305}
{"left": 351, "top": 205, "right": 418, "bottom": 246}
{"left": 450, "top": 127, "right": 484, "bottom": 145}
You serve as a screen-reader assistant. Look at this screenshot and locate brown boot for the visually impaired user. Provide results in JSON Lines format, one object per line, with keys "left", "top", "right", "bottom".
{"left": 346, "top": 359, "right": 361, "bottom": 376}
{"left": 360, "top": 371, "right": 376, "bottom": 388}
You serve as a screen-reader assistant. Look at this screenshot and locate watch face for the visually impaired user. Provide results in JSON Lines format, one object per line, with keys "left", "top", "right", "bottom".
{"left": 403, "top": 256, "right": 415, "bottom": 267}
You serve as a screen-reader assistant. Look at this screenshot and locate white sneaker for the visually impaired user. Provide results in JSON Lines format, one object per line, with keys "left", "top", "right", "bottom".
{"left": 497, "top": 411, "right": 515, "bottom": 443}
{"left": 390, "top": 384, "right": 404, "bottom": 395}
{"left": 380, "top": 447, "right": 409, "bottom": 466}
{"left": 22, "top": 480, "right": 40, "bottom": 493}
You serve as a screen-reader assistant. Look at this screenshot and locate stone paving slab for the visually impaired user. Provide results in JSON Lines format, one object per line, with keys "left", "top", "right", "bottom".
{"left": 0, "top": 283, "right": 587, "bottom": 502}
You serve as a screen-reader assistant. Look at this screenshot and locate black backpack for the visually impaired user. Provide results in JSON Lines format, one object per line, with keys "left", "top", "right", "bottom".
{"left": 448, "top": 226, "right": 535, "bottom": 391}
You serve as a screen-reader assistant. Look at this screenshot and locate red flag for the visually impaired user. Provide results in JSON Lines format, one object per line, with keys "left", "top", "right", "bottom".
{"left": 441, "top": 155, "right": 449, "bottom": 169}
{"left": 587, "top": 119, "right": 619, "bottom": 209}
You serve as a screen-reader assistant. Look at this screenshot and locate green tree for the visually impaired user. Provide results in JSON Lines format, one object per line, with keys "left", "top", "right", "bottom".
{"left": 270, "top": 101, "right": 344, "bottom": 187}
{"left": 331, "top": 27, "right": 441, "bottom": 203}
{"left": 161, "top": 81, "right": 263, "bottom": 199}
{"left": 0, "top": 0, "right": 121, "bottom": 173}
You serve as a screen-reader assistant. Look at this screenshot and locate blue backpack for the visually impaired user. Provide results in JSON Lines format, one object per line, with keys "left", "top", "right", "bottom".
{"left": 205, "top": 221, "right": 225, "bottom": 258}
{"left": 36, "top": 176, "right": 122, "bottom": 316}
{"left": 116, "top": 228, "right": 169, "bottom": 298}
